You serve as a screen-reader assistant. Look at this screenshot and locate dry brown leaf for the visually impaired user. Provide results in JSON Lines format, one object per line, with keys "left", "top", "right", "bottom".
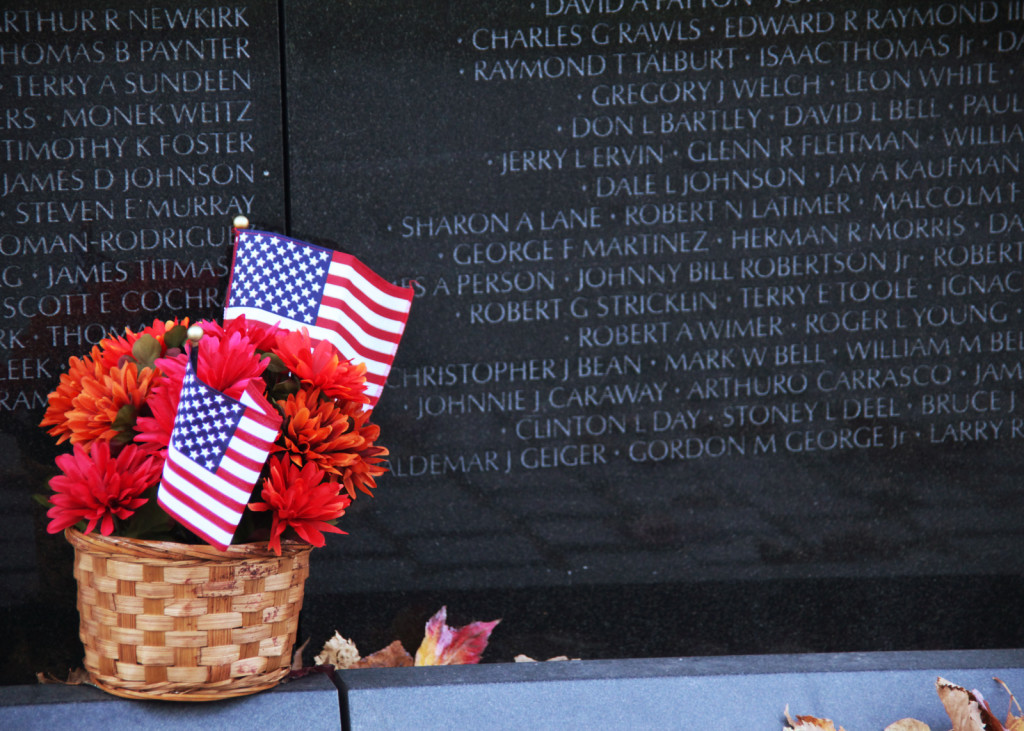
{"left": 885, "top": 719, "right": 931, "bottom": 731}
{"left": 291, "top": 637, "right": 311, "bottom": 671}
{"left": 995, "top": 678, "right": 1024, "bottom": 731}
{"left": 788, "top": 719, "right": 843, "bottom": 731}
{"left": 36, "top": 668, "right": 90, "bottom": 685}
{"left": 353, "top": 640, "right": 414, "bottom": 669}
{"left": 784, "top": 705, "right": 845, "bottom": 731}
{"left": 514, "top": 654, "right": 578, "bottom": 662}
{"left": 315, "top": 631, "right": 362, "bottom": 669}
{"left": 937, "top": 677, "right": 1004, "bottom": 731}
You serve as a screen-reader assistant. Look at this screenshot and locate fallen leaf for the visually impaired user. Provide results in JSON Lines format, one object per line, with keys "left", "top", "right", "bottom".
{"left": 354, "top": 640, "right": 413, "bottom": 669}
{"left": 284, "top": 664, "right": 336, "bottom": 682}
{"left": 414, "top": 606, "right": 500, "bottom": 666}
{"left": 995, "top": 678, "right": 1024, "bottom": 731}
{"left": 315, "top": 631, "right": 361, "bottom": 669}
{"left": 514, "top": 654, "right": 577, "bottom": 662}
{"left": 36, "top": 668, "right": 90, "bottom": 685}
{"left": 885, "top": 719, "right": 931, "bottom": 731}
{"left": 291, "top": 637, "right": 310, "bottom": 671}
{"left": 784, "top": 705, "right": 845, "bottom": 731}
{"left": 937, "top": 677, "right": 1005, "bottom": 731}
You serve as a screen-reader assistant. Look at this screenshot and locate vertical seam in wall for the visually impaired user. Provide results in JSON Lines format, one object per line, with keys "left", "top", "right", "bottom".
{"left": 277, "top": 0, "right": 292, "bottom": 234}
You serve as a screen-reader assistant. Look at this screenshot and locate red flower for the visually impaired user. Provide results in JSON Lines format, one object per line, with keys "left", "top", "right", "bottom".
{"left": 97, "top": 318, "right": 189, "bottom": 369}
{"left": 46, "top": 441, "right": 163, "bottom": 536}
{"left": 135, "top": 327, "right": 269, "bottom": 452}
{"left": 274, "top": 328, "right": 368, "bottom": 404}
{"left": 226, "top": 315, "right": 281, "bottom": 353}
{"left": 196, "top": 327, "right": 270, "bottom": 396}
{"left": 249, "top": 456, "right": 350, "bottom": 555}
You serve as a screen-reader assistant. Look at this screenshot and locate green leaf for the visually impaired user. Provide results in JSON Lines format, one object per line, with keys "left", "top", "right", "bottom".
{"left": 270, "top": 378, "right": 299, "bottom": 401}
{"left": 121, "top": 489, "right": 174, "bottom": 540}
{"left": 131, "top": 334, "right": 162, "bottom": 369}
{"left": 111, "top": 404, "right": 137, "bottom": 432}
{"left": 164, "top": 324, "right": 188, "bottom": 350}
{"left": 262, "top": 352, "right": 287, "bottom": 374}
{"left": 31, "top": 493, "right": 53, "bottom": 508}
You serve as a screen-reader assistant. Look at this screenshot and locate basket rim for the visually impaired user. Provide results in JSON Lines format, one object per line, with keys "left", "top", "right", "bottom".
{"left": 64, "top": 527, "right": 312, "bottom": 561}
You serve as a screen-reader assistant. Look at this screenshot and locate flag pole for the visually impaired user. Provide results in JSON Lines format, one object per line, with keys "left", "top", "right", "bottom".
{"left": 232, "top": 215, "right": 249, "bottom": 250}
{"left": 186, "top": 324, "right": 203, "bottom": 370}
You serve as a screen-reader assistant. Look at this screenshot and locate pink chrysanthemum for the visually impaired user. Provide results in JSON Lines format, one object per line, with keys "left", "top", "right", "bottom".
{"left": 135, "top": 329, "right": 269, "bottom": 452}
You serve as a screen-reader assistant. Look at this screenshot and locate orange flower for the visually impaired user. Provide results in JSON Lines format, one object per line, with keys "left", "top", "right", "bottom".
{"left": 335, "top": 404, "right": 390, "bottom": 499}
{"left": 274, "top": 390, "right": 388, "bottom": 499}
{"left": 275, "top": 388, "right": 361, "bottom": 474}
{"left": 39, "top": 347, "right": 105, "bottom": 444}
{"left": 46, "top": 441, "right": 162, "bottom": 536}
{"left": 41, "top": 319, "right": 192, "bottom": 446}
{"left": 54, "top": 362, "right": 157, "bottom": 447}
{"left": 274, "top": 328, "right": 368, "bottom": 404}
{"left": 249, "top": 456, "right": 350, "bottom": 555}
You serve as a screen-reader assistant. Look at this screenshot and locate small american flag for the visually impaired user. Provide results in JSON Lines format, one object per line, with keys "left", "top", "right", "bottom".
{"left": 224, "top": 229, "right": 414, "bottom": 409}
{"left": 157, "top": 348, "right": 282, "bottom": 550}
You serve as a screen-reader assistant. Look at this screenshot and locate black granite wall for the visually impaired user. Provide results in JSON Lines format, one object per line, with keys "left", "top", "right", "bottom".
{"left": 2, "top": 0, "right": 1023, "bottom": 682}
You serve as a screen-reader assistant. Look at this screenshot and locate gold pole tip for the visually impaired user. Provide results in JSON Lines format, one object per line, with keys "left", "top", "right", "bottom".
{"left": 233, "top": 215, "right": 250, "bottom": 229}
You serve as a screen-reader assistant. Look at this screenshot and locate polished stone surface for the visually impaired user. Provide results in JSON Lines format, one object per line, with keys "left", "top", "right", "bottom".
{"left": 3, "top": 0, "right": 1024, "bottom": 685}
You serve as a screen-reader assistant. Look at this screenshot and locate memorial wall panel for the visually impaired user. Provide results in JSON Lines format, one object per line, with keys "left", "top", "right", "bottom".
{"left": 0, "top": 0, "right": 285, "bottom": 682}
{"left": 2, "top": 0, "right": 1023, "bottom": 682}
{"left": 284, "top": 0, "right": 1024, "bottom": 658}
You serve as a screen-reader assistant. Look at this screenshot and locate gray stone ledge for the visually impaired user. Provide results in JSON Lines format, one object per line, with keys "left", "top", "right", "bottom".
{"left": 337, "top": 650, "right": 1024, "bottom": 730}
{"left": 0, "top": 672, "right": 341, "bottom": 730}
{"left": 3, "top": 651, "right": 1022, "bottom": 730}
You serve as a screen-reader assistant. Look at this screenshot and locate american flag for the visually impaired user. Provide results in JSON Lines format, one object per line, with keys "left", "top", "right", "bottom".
{"left": 157, "top": 348, "right": 282, "bottom": 550}
{"left": 224, "top": 229, "right": 414, "bottom": 409}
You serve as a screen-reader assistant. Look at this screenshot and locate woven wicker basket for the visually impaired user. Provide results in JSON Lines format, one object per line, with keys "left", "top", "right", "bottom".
{"left": 65, "top": 527, "right": 312, "bottom": 701}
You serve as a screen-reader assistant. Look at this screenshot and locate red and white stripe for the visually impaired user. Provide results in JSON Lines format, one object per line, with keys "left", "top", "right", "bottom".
{"left": 315, "top": 252, "right": 412, "bottom": 405}
{"left": 157, "top": 387, "right": 280, "bottom": 550}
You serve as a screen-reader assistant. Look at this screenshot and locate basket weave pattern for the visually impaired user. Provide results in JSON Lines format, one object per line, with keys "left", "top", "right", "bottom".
{"left": 66, "top": 528, "right": 312, "bottom": 701}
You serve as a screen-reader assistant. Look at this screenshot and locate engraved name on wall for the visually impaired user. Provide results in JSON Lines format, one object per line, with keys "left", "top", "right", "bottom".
{"left": 0, "top": 1, "right": 284, "bottom": 415}
{"left": 366, "top": 1, "right": 1024, "bottom": 482}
